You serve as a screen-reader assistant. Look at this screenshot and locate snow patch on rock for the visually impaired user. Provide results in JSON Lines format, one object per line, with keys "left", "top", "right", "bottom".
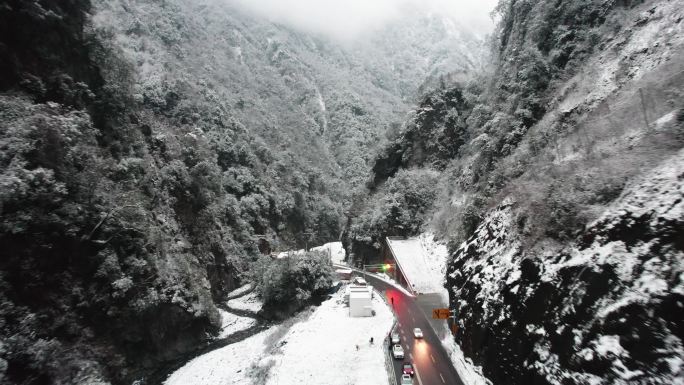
{"left": 446, "top": 149, "right": 684, "bottom": 384}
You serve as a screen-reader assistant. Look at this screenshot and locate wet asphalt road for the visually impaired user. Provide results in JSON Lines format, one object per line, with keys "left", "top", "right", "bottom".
{"left": 362, "top": 273, "right": 464, "bottom": 385}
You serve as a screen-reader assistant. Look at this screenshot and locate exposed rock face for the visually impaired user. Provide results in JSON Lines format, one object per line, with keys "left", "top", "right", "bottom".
{"left": 447, "top": 149, "right": 684, "bottom": 384}
{"left": 346, "top": 1, "right": 684, "bottom": 383}
{"left": 369, "top": 87, "right": 471, "bottom": 188}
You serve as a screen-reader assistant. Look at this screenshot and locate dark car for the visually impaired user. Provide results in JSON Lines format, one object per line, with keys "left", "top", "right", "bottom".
{"left": 402, "top": 362, "right": 415, "bottom": 376}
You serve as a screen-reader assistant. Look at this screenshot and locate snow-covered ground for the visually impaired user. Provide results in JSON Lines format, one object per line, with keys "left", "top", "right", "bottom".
{"left": 218, "top": 309, "right": 257, "bottom": 338}
{"left": 264, "top": 288, "right": 393, "bottom": 385}
{"left": 165, "top": 328, "right": 276, "bottom": 385}
{"left": 311, "top": 241, "right": 346, "bottom": 265}
{"left": 227, "top": 291, "right": 263, "bottom": 313}
{"left": 276, "top": 249, "right": 305, "bottom": 259}
{"left": 418, "top": 233, "right": 449, "bottom": 285}
{"left": 167, "top": 286, "right": 394, "bottom": 385}
{"left": 276, "top": 242, "right": 347, "bottom": 265}
{"left": 227, "top": 283, "right": 254, "bottom": 299}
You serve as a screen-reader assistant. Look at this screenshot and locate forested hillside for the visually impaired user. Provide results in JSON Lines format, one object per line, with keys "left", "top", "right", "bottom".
{"left": 3, "top": 0, "right": 680, "bottom": 383}
{"left": 348, "top": 0, "right": 683, "bottom": 383}
{"left": 93, "top": 0, "right": 483, "bottom": 195}
{"left": 0, "top": 0, "right": 481, "bottom": 384}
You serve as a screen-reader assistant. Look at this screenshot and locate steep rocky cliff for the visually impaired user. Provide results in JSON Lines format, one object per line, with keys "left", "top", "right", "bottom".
{"left": 441, "top": 3, "right": 684, "bottom": 381}
{"left": 350, "top": 0, "right": 683, "bottom": 383}
{"left": 448, "top": 150, "right": 683, "bottom": 383}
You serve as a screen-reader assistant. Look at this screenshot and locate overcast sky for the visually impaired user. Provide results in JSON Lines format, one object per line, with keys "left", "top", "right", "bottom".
{"left": 225, "top": 0, "right": 499, "bottom": 40}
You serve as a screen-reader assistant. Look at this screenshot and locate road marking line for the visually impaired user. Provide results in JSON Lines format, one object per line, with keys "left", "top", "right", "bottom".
{"left": 431, "top": 354, "right": 435, "bottom": 363}
{"left": 440, "top": 373, "right": 445, "bottom": 383}
{"left": 414, "top": 364, "right": 424, "bottom": 385}
{"left": 409, "top": 353, "right": 413, "bottom": 360}
{"left": 412, "top": 316, "right": 416, "bottom": 322}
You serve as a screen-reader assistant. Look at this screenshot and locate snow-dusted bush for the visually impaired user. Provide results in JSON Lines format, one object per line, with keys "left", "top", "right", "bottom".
{"left": 252, "top": 251, "right": 334, "bottom": 315}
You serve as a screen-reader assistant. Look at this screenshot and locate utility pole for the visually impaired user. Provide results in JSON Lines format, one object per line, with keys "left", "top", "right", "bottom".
{"left": 449, "top": 309, "right": 459, "bottom": 335}
{"left": 639, "top": 87, "right": 651, "bottom": 131}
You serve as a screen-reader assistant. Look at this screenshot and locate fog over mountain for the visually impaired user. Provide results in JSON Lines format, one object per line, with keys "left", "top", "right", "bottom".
{"left": 225, "top": 0, "right": 498, "bottom": 40}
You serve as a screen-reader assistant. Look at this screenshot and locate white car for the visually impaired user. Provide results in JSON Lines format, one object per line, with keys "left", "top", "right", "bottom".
{"left": 391, "top": 332, "right": 400, "bottom": 344}
{"left": 392, "top": 344, "right": 405, "bottom": 359}
{"left": 401, "top": 374, "right": 413, "bottom": 384}
{"left": 413, "top": 328, "right": 423, "bottom": 339}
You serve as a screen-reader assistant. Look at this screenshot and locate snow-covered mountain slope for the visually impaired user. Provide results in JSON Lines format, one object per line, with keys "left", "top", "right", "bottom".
{"left": 92, "top": 0, "right": 483, "bottom": 192}
{"left": 353, "top": 8, "right": 487, "bottom": 102}
{"left": 447, "top": 148, "right": 684, "bottom": 384}
{"left": 348, "top": 1, "right": 683, "bottom": 384}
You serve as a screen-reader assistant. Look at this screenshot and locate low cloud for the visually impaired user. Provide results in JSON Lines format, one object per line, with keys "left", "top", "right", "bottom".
{"left": 224, "top": 0, "right": 499, "bottom": 40}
